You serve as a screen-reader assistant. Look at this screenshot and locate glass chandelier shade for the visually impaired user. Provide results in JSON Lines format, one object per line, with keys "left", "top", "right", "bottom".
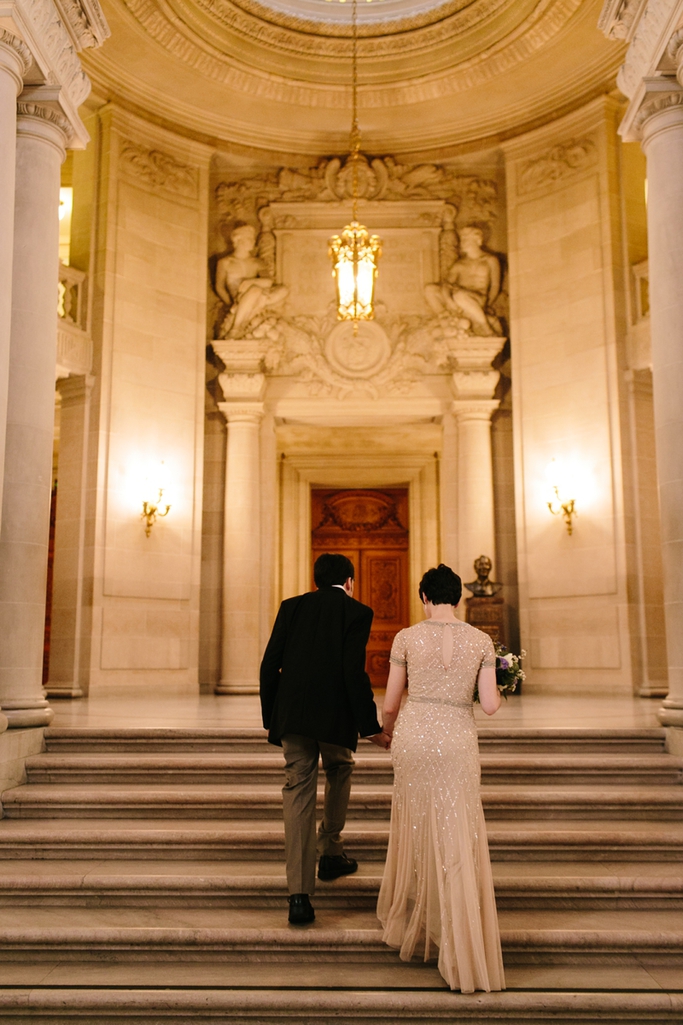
{"left": 328, "top": 0, "right": 382, "bottom": 326}
{"left": 329, "top": 220, "right": 382, "bottom": 322}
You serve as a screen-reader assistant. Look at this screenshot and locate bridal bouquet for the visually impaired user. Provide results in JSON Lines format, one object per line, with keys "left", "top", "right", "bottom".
{"left": 495, "top": 644, "right": 526, "bottom": 697}
{"left": 474, "top": 644, "right": 525, "bottom": 703}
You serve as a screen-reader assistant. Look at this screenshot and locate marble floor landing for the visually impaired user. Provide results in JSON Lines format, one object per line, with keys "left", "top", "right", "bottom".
{"left": 48, "top": 684, "right": 663, "bottom": 731}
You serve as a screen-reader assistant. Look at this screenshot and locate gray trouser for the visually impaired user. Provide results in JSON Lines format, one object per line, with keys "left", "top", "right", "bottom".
{"left": 281, "top": 734, "right": 355, "bottom": 896}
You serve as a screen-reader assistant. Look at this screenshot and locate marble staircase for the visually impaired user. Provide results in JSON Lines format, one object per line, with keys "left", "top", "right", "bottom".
{"left": 0, "top": 726, "right": 681, "bottom": 1023}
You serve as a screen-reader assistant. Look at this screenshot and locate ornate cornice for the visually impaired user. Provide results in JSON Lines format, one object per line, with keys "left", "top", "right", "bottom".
{"left": 615, "top": 0, "right": 680, "bottom": 99}
{"left": 0, "top": 29, "right": 32, "bottom": 75}
{"left": 598, "top": 0, "right": 648, "bottom": 41}
{"left": 193, "top": 0, "right": 511, "bottom": 58}
{"left": 115, "top": 0, "right": 584, "bottom": 106}
{"left": 53, "top": 0, "right": 110, "bottom": 50}
{"left": 119, "top": 139, "right": 200, "bottom": 199}
{"left": 21, "top": 0, "right": 91, "bottom": 108}
{"left": 517, "top": 136, "right": 598, "bottom": 195}
{"left": 17, "top": 101, "right": 72, "bottom": 136}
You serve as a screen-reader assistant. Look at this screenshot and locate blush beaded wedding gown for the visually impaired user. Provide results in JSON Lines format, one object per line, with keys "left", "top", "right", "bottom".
{"left": 377, "top": 620, "right": 505, "bottom": 993}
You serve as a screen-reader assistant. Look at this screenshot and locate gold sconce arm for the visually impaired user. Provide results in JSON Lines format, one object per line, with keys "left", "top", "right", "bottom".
{"left": 547, "top": 487, "right": 575, "bottom": 535}
{"left": 141, "top": 489, "right": 171, "bottom": 537}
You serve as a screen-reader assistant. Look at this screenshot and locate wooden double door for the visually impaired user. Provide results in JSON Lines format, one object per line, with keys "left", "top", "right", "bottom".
{"left": 311, "top": 488, "right": 410, "bottom": 688}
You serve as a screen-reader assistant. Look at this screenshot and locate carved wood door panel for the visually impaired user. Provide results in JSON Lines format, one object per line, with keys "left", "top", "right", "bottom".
{"left": 311, "top": 488, "right": 410, "bottom": 688}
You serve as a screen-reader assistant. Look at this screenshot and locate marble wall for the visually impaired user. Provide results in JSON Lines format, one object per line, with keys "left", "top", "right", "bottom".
{"left": 50, "top": 108, "right": 211, "bottom": 692}
{"left": 505, "top": 96, "right": 660, "bottom": 690}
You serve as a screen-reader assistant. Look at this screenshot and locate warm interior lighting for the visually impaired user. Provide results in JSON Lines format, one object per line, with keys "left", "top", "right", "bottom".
{"left": 545, "top": 458, "right": 577, "bottom": 535}
{"left": 328, "top": 0, "right": 381, "bottom": 330}
{"left": 141, "top": 462, "right": 171, "bottom": 537}
{"left": 59, "top": 187, "right": 73, "bottom": 265}
{"left": 329, "top": 221, "right": 381, "bottom": 321}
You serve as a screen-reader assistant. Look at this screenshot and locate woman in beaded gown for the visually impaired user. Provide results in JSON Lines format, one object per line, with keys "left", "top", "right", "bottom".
{"left": 377, "top": 564, "right": 505, "bottom": 993}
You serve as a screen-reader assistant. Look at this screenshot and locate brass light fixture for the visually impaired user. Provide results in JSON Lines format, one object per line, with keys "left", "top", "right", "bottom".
{"left": 328, "top": 0, "right": 382, "bottom": 332}
{"left": 546, "top": 458, "right": 576, "bottom": 536}
{"left": 141, "top": 463, "right": 171, "bottom": 537}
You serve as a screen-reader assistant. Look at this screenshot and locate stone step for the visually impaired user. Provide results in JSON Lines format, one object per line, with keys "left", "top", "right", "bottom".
{"left": 3, "top": 782, "right": 683, "bottom": 820}
{"left": 0, "top": 859, "right": 681, "bottom": 910}
{"left": 23, "top": 752, "right": 683, "bottom": 787}
{"left": 0, "top": 906, "right": 681, "bottom": 966}
{"left": 43, "top": 726, "right": 669, "bottom": 756}
{"left": 0, "top": 987, "right": 681, "bottom": 1024}
{"left": 0, "top": 818, "right": 682, "bottom": 861}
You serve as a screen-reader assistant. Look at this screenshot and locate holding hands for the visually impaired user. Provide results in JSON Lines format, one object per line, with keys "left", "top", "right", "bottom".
{"left": 368, "top": 731, "right": 392, "bottom": 750}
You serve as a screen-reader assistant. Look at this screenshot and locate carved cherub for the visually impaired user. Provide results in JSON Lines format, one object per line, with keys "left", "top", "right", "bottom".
{"left": 214, "top": 224, "right": 288, "bottom": 339}
{"left": 425, "top": 226, "right": 503, "bottom": 337}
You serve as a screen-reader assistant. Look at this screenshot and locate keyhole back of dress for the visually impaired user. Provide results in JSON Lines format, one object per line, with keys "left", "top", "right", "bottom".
{"left": 441, "top": 624, "right": 454, "bottom": 671}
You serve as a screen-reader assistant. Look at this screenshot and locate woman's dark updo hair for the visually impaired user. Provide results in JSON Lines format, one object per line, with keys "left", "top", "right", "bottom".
{"left": 419, "top": 564, "right": 462, "bottom": 607}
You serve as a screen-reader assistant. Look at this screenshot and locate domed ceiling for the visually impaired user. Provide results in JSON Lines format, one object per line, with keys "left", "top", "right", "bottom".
{"left": 82, "top": 0, "right": 626, "bottom": 158}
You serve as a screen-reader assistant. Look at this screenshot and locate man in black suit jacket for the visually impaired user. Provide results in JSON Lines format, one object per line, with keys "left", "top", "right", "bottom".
{"left": 260, "top": 552, "right": 389, "bottom": 925}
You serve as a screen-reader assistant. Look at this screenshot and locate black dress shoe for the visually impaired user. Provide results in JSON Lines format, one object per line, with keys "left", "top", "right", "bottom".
{"left": 318, "top": 853, "right": 358, "bottom": 881}
{"left": 288, "top": 893, "right": 315, "bottom": 925}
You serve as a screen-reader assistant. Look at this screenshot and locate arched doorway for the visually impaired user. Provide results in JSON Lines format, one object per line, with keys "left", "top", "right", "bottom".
{"left": 311, "top": 488, "right": 410, "bottom": 688}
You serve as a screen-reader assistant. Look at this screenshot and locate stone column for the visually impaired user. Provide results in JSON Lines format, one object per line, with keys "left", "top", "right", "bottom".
{"left": 637, "top": 86, "right": 683, "bottom": 729}
{"left": 46, "top": 374, "right": 94, "bottom": 699}
{"left": 0, "top": 101, "right": 69, "bottom": 727}
{"left": 0, "top": 33, "right": 30, "bottom": 532}
{"left": 451, "top": 356, "right": 501, "bottom": 583}
{"left": 216, "top": 393, "right": 264, "bottom": 694}
{"left": 440, "top": 411, "right": 458, "bottom": 572}
{"left": 452, "top": 400, "right": 499, "bottom": 579}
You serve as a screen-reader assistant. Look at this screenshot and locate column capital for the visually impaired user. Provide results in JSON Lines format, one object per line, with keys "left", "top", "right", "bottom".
{"left": 218, "top": 401, "right": 265, "bottom": 425}
{"left": 0, "top": 31, "right": 31, "bottom": 92}
{"left": 621, "top": 78, "right": 683, "bottom": 143}
{"left": 451, "top": 399, "right": 500, "bottom": 423}
{"left": 218, "top": 371, "right": 266, "bottom": 404}
{"left": 452, "top": 368, "right": 500, "bottom": 403}
{"left": 16, "top": 100, "right": 70, "bottom": 157}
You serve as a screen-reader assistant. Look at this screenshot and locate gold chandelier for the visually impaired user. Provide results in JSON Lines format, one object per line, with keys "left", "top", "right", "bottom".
{"left": 328, "top": 0, "right": 382, "bottom": 330}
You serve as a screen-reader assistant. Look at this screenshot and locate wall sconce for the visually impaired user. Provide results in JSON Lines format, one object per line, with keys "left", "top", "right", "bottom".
{"left": 546, "top": 458, "right": 576, "bottom": 535}
{"left": 141, "top": 463, "right": 171, "bottom": 537}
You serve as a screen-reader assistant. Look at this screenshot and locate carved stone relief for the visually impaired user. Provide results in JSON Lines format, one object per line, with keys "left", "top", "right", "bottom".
{"left": 119, "top": 141, "right": 199, "bottom": 199}
{"left": 517, "top": 137, "right": 598, "bottom": 195}
{"left": 209, "top": 153, "right": 507, "bottom": 399}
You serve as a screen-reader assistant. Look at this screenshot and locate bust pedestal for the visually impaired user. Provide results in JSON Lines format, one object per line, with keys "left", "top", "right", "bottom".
{"left": 465, "top": 595, "right": 505, "bottom": 646}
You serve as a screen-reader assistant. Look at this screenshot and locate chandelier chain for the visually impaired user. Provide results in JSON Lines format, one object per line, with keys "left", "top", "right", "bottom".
{"left": 351, "top": 0, "right": 359, "bottom": 221}
{"left": 328, "top": 0, "right": 381, "bottom": 332}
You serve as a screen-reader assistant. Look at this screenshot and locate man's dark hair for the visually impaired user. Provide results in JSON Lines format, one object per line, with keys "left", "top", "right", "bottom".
{"left": 419, "top": 564, "right": 462, "bottom": 606}
{"left": 314, "top": 553, "right": 355, "bottom": 588}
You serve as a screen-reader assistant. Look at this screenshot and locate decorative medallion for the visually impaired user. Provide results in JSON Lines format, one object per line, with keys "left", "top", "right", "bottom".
{"left": 324, "top": 322, "right": 391, "bottom": 379}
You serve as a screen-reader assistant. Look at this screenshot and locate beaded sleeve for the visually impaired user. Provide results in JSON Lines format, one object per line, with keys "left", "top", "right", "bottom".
{"left": 480, "top": 634, "right": 496, "bottom": 669}
{"left": 389, "top": 629, "right": 407, "bottom": 667}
